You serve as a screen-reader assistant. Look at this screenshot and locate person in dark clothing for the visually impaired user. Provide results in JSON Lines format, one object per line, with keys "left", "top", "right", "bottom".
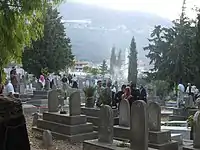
{"left": 130, "top": 82, "right": 140, "bottom": 101}
{"left": 68, "top": 74, "right": 73, "bottom": 85}
{"left": 61, "top": 75, "right": 68, "bottom": 83}
{"left": 115, "top": 84, "right": 126, "bottom": 109}
{"left": 140, "top": 85, "right": 147, "bottom": 103}
{"left": 72, "top": 81, "right": 78, "bottom": 89}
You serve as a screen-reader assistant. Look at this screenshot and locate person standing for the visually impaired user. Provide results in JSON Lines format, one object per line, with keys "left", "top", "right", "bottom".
{"left": 115, "top": 84, "right": 126, "bottom": 109}
{"left": 10, "top": 67, "right": 18, "bottom": 92}
{"left": 4, "top": 79, "right": 15, "bottom": 97}
{"left": 130, "top": 82, "right": 140, "bottom": 101}
{"left": 140, "top": 85, "right": 147, "bottom": 103}
{"left": 177, "top": 79, "right": 185, "bottom": 108}
{"left": 96, "top": 80, "right": 103, "bottom": 107}
{"left": 122, "top": 86, "right": 134, "bottom": 108}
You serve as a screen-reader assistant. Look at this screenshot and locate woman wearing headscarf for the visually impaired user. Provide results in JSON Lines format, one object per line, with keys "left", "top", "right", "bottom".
{"left": 122, "top": 86, "right": 134, "bottom": 107}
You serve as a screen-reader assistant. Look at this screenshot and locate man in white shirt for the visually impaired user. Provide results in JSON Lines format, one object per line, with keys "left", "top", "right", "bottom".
{"left": 177, "top": 80, "right": 185, "bottom": 108}
{"left": 5, "top": 79, "right": 15, "bottom": 97}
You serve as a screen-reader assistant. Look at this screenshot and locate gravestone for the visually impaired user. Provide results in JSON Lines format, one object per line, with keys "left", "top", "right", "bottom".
{"left": 131, "top": 100, "right": 148, "bottom": 150}
{"left": 42, "top": 130, "right": 53, "bottom": 149}
{"left": 148, "top": 101, "right": 161, "bottom": 131}
{"left": 148, "top": 101, "right": 178, "bottom": 150}
{"left": 113, "top": 99, "right": 130, "bottom": 140}
{"left": 48, "top": 90, "right": 58, "bottom": 112}
{"left": 183, "top": 109, "right": 200, "bottom": 150}
{"left": 32, "top": 112, "right": 40, "bottom": 126}
{"left": 69, "top": 91, "right": 81, "bottom": 116}
{"left": 98, "top": 105, "right": 114, "bottom": 144}
{"left": 33, "top": 91, "right": 97, "bottom": 142}
{"left": 119, "top": 99, "right": 130, "bottom": 127}
{"left": 20, "top": 83, "right": 26, "bottom": 94}
{"left": 193, "top": 110, "right": 200, "bottom": 148}
{"left": 45, "top": 80, "right": 50, "bottom": 90}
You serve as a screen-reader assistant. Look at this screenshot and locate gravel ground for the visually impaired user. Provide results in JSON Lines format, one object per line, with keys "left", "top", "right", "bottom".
{"left": 25, "top": 114, "right": 82, "bottom": 150}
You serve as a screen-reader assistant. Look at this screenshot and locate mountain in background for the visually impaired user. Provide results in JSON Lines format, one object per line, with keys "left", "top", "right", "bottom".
{"left": 58, "top": 2, "right": 172, "bottom": 63}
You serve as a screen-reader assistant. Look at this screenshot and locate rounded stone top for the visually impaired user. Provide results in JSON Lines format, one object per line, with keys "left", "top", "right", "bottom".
{"left": 196, "top": 98, "right": 200, "bottom": 108}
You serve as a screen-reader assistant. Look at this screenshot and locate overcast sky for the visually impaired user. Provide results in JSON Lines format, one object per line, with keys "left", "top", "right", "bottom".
{"left": 68, "top": 0, "right": 200, "bottom": 20}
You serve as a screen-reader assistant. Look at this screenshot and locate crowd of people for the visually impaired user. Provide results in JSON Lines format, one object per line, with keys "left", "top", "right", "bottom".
{"left": 95, "top": 80, "right": 147, "bottom": 109}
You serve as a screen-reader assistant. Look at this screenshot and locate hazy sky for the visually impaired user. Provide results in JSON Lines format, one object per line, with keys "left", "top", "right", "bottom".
{"left": 68, "top": 0, "right": 200, "bottom": 20}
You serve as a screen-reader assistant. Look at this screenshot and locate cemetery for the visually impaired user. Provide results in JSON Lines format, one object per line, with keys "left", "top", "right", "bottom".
{"left": 2, "top": 1, "right": 200, "bottom": 150}
{"left": 10, "top": 79, "right": 199, "bottom": 150}
{"left": 2, "top": 74, "right": 200, "bottom": 150}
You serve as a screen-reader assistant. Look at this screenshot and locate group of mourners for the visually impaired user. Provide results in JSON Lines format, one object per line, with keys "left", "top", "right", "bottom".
{"left": 95, "top": 80, "right": 147, "bottom": 109}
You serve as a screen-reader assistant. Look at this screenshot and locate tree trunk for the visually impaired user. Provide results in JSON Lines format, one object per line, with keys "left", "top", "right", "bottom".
{"left": 0, "top": 69, "right": 3, "bottom": 94}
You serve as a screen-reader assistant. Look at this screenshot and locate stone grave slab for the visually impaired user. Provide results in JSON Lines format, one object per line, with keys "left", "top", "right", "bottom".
{"left": 161, "top": 126, "right": 190, "bottom": 139}
{"left": 169, "top": 108, "right": 198, "bottom": 121}
{"left": 33, "top": 112, "right": 97, "bottom": 142}
{"left": 32, "top": 91, "right": 97, "bottom": 142}
{"left": 183, "top": 140, "right": 198, "bottom": 150}
{"left": 81, "top": 107, "right": 119, "bottom": 130}
{"left": 148, "top": 101, "right": 179, "bottom": 150}
{"left": 83, "top": 139, "right": 157, "bottom": 150}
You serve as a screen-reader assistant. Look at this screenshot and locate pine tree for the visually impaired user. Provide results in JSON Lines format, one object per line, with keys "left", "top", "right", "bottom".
{"left": 110, "top": 46, "right": 116, "bottom": 75}
{"left": 22, "top": 6, "right": 74, "bottom": 77}
{"left": 128, "top": 36, "right": 138, "bottom": 84}
{"left": 100, "top": 60, "right": 108, "bottom": 77}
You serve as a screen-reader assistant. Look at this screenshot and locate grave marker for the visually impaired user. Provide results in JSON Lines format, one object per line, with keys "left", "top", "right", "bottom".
{"left": 48, "top": 90, "right": 58, "bottom": 112}
{"left": 131, "top": 100, "right": 148, "bottom": 150}
{"left": 119, "top": 99, "right": 130, "bottom": 127}
{"left": 98, "top": 105, "right": 113, "bottom": 144}
{"left": 148, "top": 101, "right": 161, "bottom": 131}
{"left": 69, "top": 91, "right": 81, "bottom": 116}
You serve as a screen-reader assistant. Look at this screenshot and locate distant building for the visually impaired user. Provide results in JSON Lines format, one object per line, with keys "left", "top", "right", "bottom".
{"left": 73, "top": 60, "right": 91, "bottom": 72}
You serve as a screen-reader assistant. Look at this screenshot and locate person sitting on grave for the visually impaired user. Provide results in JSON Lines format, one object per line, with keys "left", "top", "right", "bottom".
{"left": 115, "top": 84, "right": 126, "bottom": 109}
{"left": 4, "top": 79, "right": 15, "bottom": 97}
{"left": 122, "top": 86, "right": 134, "bottom": 107}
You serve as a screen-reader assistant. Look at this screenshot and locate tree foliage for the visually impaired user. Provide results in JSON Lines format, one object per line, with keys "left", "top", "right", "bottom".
{"left": 144, "top": 12, "right": 200, "bottom": 87}
{"left": 83, "top": 66, "right": 100, "bottom": 76}
{"left": 100, "top": 60, "right": 108, "bottom": 76}
{"left": 0, "top": 0, "right": 63, "bottom": 82}
{"left": 128, "top": 36, "right": 138, "bottom": 84}
{"left": 22, "top": 6, "right": 74, "bottom": 77}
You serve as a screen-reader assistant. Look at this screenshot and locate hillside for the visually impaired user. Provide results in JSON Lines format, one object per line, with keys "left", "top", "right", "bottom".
{"left": 58, "top": 2, "right": 172, "bottom": 63}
